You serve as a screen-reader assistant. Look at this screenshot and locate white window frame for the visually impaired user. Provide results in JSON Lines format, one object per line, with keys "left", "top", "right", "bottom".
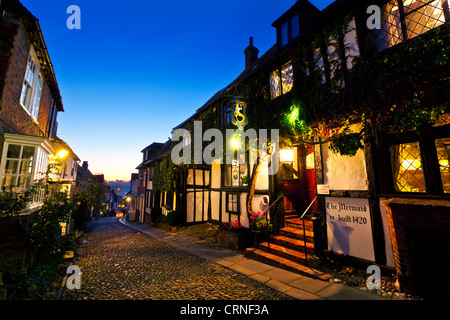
{"left": 0, "top": 133, "right": 54, "bottom": 209}
{"left": 19, "top": 47, "right": 43, "bottom": 122}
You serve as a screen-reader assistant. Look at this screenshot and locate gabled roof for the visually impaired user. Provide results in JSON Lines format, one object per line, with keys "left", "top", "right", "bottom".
{"left": 136, "top": 140, "right": 172, "bottom": 169}
{"left": 3, "top": 0, "right": 64, "bottom": 112}
{"left": 141, "top": 142, "right": 165, "bottom": 153}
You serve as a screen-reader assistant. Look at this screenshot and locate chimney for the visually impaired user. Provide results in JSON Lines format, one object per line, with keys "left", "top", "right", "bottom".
{"left": 82, "top": 161, "right": 88, "bottom": 170}
{"left": 244, "top": 37, "right": 259, "bottom": 69}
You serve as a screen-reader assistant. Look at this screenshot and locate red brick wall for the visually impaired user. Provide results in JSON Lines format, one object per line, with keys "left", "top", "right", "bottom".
{"left": 0, "top": 19, "right": 54, "bottom": 137}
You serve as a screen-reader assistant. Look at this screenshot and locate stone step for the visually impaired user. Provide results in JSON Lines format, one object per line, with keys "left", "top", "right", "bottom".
{"left": 285, "top": 218, "right": 314, "bottom": 231}
{"left": 244, "top": 247, "right": 331, "bottom": 281}
{"left": 272, "top": 235, "right": 315, "bottom": 255}
{"left": 258, "top": 242, "right": 312, "bottom": 265}
{"left": 280, "top": 227, "right": 314, "bottom": 242}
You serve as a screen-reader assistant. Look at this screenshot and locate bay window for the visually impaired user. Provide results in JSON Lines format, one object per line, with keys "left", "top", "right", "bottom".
{"left": 0, "top": 133, "right": 53, "bottom": 207}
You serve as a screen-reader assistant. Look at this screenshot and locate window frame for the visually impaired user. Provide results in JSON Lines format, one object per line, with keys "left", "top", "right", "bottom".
{"left": 0, "top": 133, "right": 53, "bottom": 209}
{"left": 270, "top": 60, "right": 294, "bottom": 99}
{"left": 20, "top": 47, "right": 43, "bottom": 122}
{"left": 221, "top": 158, "right": 250, "bottom": 189}
{"left": 279, "top": 13, "right": 300, "bottom": 47}
{"left": 382, "top": 122, "right": 450, "bottom": 197}
{"left": 375, "top": 0, "right": 450, "bottom": 52}
{"left": 225, "top": 192, "right": 240, "bottom": 214}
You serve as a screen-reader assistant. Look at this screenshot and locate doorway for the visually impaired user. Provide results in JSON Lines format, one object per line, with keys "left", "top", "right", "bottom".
{"left": 282, "top": 143, "right": 318, "bottom": 220}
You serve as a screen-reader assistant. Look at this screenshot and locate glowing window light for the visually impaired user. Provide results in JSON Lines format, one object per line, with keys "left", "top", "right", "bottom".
{"left": 401, "top": 159, "right": 422, "bottom": 171}
{"left": 280, "top": 149, "right": 295, "bottom": 163}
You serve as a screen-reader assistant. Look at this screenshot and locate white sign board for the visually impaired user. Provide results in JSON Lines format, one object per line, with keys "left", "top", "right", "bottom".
{"left": 325, "top": 197, "right": 375, "bottom": 262}
{"left": 316, "top": 184, "right": 330, "bottom": 195}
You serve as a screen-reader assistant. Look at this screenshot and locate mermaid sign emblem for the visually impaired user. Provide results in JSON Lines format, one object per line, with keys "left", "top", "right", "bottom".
{"left": 231, "top": 98, "right": 248, "bottom": 129}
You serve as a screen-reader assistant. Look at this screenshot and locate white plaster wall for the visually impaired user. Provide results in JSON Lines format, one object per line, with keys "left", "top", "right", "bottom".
{"left": 322, "top": 140, "right": 368, "bottom": 191}
{"left": 186, "top": 190, "right": 194, "bottom": 223}
{"left": 240, "top": 193, "right": 250, "bottom": 228}
{"left": 211, "top": 191, "right": 220, "bottom": 221}
{"left": 211, "top": 160, "right": 221, "bottom": 189}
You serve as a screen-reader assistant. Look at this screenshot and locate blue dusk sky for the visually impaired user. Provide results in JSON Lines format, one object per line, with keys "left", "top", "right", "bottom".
{"left": 20, "top": 0, "right": 334, "bottom": 181}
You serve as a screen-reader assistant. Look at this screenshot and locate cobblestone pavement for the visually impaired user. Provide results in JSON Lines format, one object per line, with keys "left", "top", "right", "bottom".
{"left": 69, "top": 217, "right": 294, "bottom": 300}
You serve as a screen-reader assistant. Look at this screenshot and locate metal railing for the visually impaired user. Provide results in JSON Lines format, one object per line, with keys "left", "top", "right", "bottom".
{"left": 299, "top": 197, "right": 317, "bottom": 264}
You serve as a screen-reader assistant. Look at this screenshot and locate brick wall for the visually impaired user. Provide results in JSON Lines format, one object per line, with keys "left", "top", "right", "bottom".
{"left": 0, "top": 17, "right": 54, "bottom": 138}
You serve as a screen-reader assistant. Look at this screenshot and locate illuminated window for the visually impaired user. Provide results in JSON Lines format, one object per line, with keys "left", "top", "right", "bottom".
{"left": 435, "top": 138, "right": 450, "bottom": 193}
{"left": 224, "top": 159, "right": 248, "bottom": 187}
{"left": 20, "top": 48, "right": 43, "bottom": 122}
{"left": 375, "top": 0, "right": 448, "bottom": 52}
{"left": 270, "top": 61, "right": 294, "bottom": 99}
{"left": 433, "top": 113, "right": 450, "bottom": 127}
{"left": 306, "top": 152, "right": 315, "bottom": 170}
{"left": 390, "top": 142, "right": 426, "bottom": 192}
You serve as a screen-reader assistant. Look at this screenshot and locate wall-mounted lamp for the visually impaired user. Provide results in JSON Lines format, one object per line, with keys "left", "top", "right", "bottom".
{"left": 58, "top": 150, "right": 69, "bottom": 159}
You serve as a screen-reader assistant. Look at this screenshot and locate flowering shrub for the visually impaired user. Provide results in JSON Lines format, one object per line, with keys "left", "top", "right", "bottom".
{"left": 249, "top": 212, "right": 273, "bottom": 235}
{"left": 221, "top": 219, "right": 243, "bottom": 232}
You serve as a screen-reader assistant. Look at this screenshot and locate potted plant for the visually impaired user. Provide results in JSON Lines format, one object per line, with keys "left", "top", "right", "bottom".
{"left": 249, "top": 211, "right": 273, "bottom": 245}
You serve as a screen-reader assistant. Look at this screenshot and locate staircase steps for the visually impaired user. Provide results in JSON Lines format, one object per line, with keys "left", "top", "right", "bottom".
{"left": 245, "top": 215, "right": 331, "bottom": 281}
{"left": 244, "top": 247, "right": 331, "bottom": 281}
{"left": 272, "top": 235, "right": 315, "bottom": 256}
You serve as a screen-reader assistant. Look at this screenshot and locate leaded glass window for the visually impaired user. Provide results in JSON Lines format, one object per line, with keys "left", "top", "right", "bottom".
{"left": 270, "top": 61, "right": 293, "bottom": 99}
{"left": 389, "top": 142, "right": 426, "bottom": 192}
{"left": 435, "top": 138, "right": 450, "bottom": 193}
{"left": 281, "top": 62, "right": 294, "bottom": 94}
{"left": 375, "top": 0, "right": 448, "bottom": 52}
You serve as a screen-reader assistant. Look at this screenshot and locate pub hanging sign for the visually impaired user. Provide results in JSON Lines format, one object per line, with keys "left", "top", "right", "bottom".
{"left": 230, "top": 97, "right": 248, "bottom": 130}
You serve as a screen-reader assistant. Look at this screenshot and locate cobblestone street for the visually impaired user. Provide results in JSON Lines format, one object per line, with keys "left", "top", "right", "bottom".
{"left": 71, "top": 218, "right": 294, "bottom": 300}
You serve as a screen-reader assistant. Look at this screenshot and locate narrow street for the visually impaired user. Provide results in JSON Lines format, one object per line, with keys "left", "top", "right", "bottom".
{"left": 71, "top": 217, "right": 293, "bottom": 300}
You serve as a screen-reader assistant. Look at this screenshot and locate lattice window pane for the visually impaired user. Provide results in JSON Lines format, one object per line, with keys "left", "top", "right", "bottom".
{"left": 281, "top": 62, "right": 294, "bottom": 94}
{"left": 270, "top": 69, "right": 281, "bottom": 99}
{"left": 375, "top": 0, "right": 404, "bottom": 52}
{"left": 435, "top": 138, "right": 450, "bottom": 193}
{"left": 390, "top": 142, "right": 426, "bottom": 192}
{"left": 404, "top": 0, "right": 446, "bottom": 39}
{"left": 306, "top": 152, "right": 315, "bottom": 170}
{"left": 433, "top": 113, "right": 450, "bottom": 127}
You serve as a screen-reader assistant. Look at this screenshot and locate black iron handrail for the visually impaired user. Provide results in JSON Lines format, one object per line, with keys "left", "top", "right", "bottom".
{"left": 300, "top": 197, "right": 317, "bottom": 264}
